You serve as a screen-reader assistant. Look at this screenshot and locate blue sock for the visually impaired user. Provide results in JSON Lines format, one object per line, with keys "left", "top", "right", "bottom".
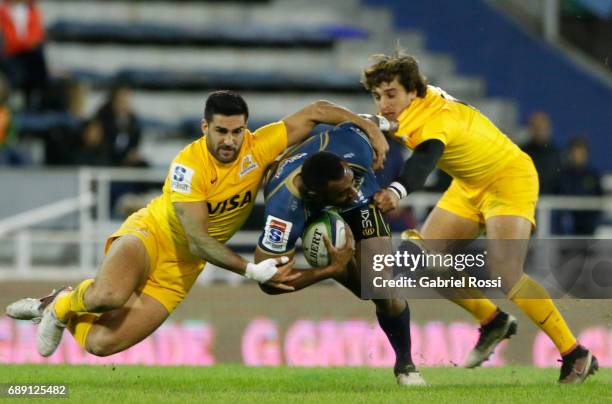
{"left": 376, "top": 303, "right": 414, "bottom": 373}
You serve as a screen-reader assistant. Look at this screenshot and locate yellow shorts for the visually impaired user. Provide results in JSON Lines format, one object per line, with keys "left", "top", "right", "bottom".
{"left": 437, "top": 153, "right": 539, "bottom": 227}
{"left": 104, "top": 208, "right": 204, "bottom": 313}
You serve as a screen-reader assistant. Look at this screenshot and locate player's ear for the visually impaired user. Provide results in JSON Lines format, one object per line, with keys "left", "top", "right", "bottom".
{"left": 201, "top": 119, "right": 208, "bottom": 136}
{"left": 301, "top": 182, "right": 321, "bottom": 201}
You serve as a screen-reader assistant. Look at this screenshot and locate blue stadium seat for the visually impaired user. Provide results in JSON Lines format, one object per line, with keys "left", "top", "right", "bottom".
{"left": 115, "top": 68, "right": 363, "bottom": 93}
{"left": 65, "top": 67, "right": 364, "bottom": 93}
{"left": 47, "top": 20, "right": 368, "bottom": 49}
{"left": 14, "top": 112, "right": 81, "bottom": 134}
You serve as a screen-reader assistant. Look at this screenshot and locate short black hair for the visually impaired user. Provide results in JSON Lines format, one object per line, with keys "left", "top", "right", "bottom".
{"left": 301, "top": 151, "right": 345, "bottom": 193}
{"left": 204, "top": 90, "right": 249, "bottom": 122}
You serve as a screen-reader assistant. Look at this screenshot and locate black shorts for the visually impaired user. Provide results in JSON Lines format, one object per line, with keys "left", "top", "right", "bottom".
{"left": 340, "top": 203, "right": 391, "bottom": 243}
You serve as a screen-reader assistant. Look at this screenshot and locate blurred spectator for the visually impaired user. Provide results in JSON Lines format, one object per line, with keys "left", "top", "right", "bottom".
{"left": 72, "top": 119, "right": 111, "bottom": 166}
{"left": 0, "top": 0, "right": 48, "bottom": 110}
{"left": 40, "top": 75, "right": 87, "bottom": 116}
{"left": 95, "top": 84, "right": 147, "bottom": 167}
{"left": 0, "top": 71, "right": 26, "bottom": 164}
{"left": 41, "top": 114, "right": 80, "bottom": 165}
{"left": 555, "top": 137, "right": 603, "bottom": 235}
{"left": 521, "top": 111, "right": 562, "bottom": 194}
{"left": 95, "top": 84, "right": 152, "bottom": 218}
{"left": 35, "top": 76, "right": 88, "bottom": 165}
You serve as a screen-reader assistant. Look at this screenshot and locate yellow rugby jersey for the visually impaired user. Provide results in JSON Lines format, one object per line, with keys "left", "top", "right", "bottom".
{"left": 395, "top": 85, "right": 522, "bottom": 186}
{"left": 147, "top": 121, "right": 287, "bottom": 260}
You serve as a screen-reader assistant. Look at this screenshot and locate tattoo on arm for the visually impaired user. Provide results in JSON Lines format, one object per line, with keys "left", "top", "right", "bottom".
{"left": 174, "top": 202, "right": 248, "bottom": 275}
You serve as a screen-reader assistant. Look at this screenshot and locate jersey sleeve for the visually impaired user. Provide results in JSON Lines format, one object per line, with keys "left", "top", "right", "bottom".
{"left": 413, "top": 111, "right": 452, "bottom": 147}
{"left": 251, "top": 121, "right": 288, "bottom": 166}
{"left": 168, "top": 152, "right": 209, "bottom": 203}
{"left": 257, "top": 190, "right": 304, "bottom": 255}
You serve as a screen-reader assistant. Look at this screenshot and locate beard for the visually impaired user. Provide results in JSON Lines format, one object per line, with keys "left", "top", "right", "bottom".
{"left": 214, "top": 145, "right": 238, "bottom": 163}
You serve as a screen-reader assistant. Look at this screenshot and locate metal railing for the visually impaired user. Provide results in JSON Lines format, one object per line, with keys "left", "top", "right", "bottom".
{"left": 0, "top": 167, "right": 610, "bottom": 281}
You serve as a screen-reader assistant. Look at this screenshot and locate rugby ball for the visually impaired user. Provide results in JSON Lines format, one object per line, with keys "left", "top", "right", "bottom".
{"left": 302, "top": 211, "right": 347, "bottom": 267}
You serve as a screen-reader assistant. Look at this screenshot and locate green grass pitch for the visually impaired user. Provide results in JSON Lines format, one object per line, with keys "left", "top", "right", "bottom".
{"left": 1, "top": 365, "right": 611, "bottom": 403}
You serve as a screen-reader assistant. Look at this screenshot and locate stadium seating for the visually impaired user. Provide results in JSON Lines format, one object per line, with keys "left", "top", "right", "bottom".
{"left": 39, "top": 0, "right": 517, "bottom": 137}
{"left": 47, "top": 20, "right": 366, "bottom": 48}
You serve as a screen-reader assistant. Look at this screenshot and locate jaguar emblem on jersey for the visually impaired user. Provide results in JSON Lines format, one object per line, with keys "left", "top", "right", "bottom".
{"left": 262, "top": 216, "right": 292, "bottom": 252}
{"left": 240, "top": 154, "right": 259, "bottom": 178}
{"left": 170, "top": 163, "right": 195, "bottom": 194}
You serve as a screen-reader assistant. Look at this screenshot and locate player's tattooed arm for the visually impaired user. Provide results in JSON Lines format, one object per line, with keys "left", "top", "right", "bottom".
{"left": 174, "top": 201, "right": 249, "bottom": 274}
{"left": 174, "top": 201, "right": 299, "bottom": 287}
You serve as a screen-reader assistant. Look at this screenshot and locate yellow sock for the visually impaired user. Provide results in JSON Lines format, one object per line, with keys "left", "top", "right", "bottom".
{"left": 54, "top": 279, "right": 94, "bottom": 321}
{"left": 67, "top": 313, "right": 98, "bottom": 349}
{"left": 509, "top": 275, "right": 577, "bottom": 354}
{"left": 449, "top": 297, "right": 499, "bottom": 324}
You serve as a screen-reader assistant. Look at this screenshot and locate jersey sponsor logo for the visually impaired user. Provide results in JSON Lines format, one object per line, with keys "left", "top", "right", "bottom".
{"left": 360, "top": 208, "right": 376, "bottom": 236}
{"left": 361, "top": 208, "right": 373, "bottom": 229}
{"left": 307, "top": 228, "right": 324, "bottom": 263}
{"left": 274, "top": 153, "right": 307, "bottom": 179}
{"left": 170, "top": 163, "right": 195, "bottom": 194}
{"left": 348, "top": 125, "right": 367, "bottom": 140}
{"left": 262, "top": 216, "right": 293, "bottom": 252}
{"left": 240, "top": 154, "right": 259, "bottom": 178}
{"left": 207, "top": 190, "right": 253, "bottom": 215}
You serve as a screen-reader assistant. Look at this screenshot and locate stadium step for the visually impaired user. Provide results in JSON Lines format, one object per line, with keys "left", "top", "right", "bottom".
{"left": 47, "top": 20, "right": 358, "bottom": 49}
{"left": 47, "top": 44, "right": 339, "bottom": 75}
{"left": 80, "top": 90, "right": 517, "bottom": 134}
{"left": 40, "top": 0, "right": 356, "bottom": 30}
{"left": 39, "top": 0, "right": 520, "bottom": 137}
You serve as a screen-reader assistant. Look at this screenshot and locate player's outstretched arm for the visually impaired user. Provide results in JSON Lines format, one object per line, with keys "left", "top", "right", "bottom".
{"left": 174, "top": 201, "right": 299, "bottom": 287}
{"left": 374, "top": 139, "right": 445, "bottom": 213}
{"left": 255, "top": 226, "right": 355, "bottom": 294}
{"left": 282, "top": 100, "right": 389, "bottom": 169}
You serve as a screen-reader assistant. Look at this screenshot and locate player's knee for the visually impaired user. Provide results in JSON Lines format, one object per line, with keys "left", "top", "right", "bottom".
{"left": 258, "top": 283, "right": 288, "bottom": 295}
{"left": 88, "top": 286, "right": 129, "bottom": 311}
{"left": 86, "top": 343, "right": 113, "bottom": 357}
{"left": 85, "top": 332, "right": 120, "bottom": 357}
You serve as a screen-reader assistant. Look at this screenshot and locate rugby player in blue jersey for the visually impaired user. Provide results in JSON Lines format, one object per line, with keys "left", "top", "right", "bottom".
{"left": 254, "top": 121, "right": 426, "bottom": 386}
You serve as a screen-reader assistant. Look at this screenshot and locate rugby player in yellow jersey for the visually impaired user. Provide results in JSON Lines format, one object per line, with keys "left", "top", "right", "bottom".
{"left": 6, "top": 90, "right": 390, "bottom": 358}
{"left": 362, "top": 52, "right": 598, "bottom": 384}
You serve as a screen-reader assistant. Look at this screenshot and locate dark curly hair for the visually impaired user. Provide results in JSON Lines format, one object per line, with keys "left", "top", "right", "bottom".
{"left": 361, "top": 50, "right": 428, "bottom": 98}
